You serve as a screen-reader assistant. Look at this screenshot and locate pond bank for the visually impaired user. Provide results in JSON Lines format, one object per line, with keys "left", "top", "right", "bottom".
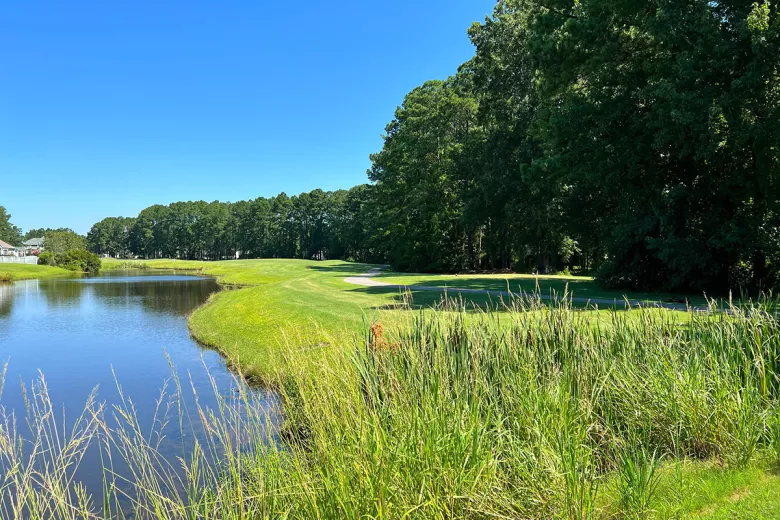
{"left": 0, "top": 263, "right": 76, "bottom": 282}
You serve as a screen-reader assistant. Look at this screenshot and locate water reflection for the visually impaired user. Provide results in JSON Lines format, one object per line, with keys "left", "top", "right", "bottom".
{"left": 0, "top": 270, "right": 280, "bottom": 509}
{"left": 38, "top": 277, "right": 88, "bottom": 307}
{"left": 0, "top": 283, "right": 12, "bottom": 318}
{"left": 26, "top": 271, "right": 218, "bottom": 316}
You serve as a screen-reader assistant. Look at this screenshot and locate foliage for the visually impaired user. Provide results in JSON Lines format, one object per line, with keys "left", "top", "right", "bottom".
{"left": 97, "top": 187, "right": 382, "bottom": 263}
{"left": 38, "top": 249, "right": 100, "bottom": 273}
{"left": 42, "top": 229, "right": 87, "bottom": 254}
{"left": 369, "top": 77, "right": 482, "bottom": 271}
{"left": 23, "top": 227, "right": 74, "bottom": 241}
{"left": 54, "top": 249, "right": 101, "bottom": 273}
{"left": 363, "top": 0, "right": 780, "bottom": 291}
{"left": 86, "top": 0, "right": 780, "bottom": 295}
{"left": 37, "top": 251, "right": 55, "bottom": 266}
{"left": 87, "top": 216, "right": 135, "bottom": 257}
{"left": 514, "top": 0, "right": 780, "bottom": 293}
{"left": 0, "top": 206, "right": 22, "bottom": 246}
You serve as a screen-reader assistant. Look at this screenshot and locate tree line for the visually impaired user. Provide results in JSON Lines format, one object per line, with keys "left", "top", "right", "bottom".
{"left": 87, "top": 187, "right": 382, "bottom": 263}
{"left": 45, "top": 1, "right": 780, "bottom": 293}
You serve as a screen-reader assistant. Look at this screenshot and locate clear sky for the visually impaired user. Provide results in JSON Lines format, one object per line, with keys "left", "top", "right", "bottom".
{"left": 1, "top": 1, "right": 495, "bottom": 234}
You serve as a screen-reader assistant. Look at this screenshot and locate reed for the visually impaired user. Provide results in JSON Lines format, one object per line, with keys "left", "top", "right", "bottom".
{"left": 1, "top": 295, "right": 779, "bottom": 518}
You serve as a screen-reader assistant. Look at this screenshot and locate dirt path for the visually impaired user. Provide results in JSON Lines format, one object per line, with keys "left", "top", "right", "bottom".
{"left": 344, "top": 268, "right": 702, "bottom": 312}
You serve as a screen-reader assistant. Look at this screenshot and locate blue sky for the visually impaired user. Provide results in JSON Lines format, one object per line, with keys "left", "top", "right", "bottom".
{"left": 1, "top": 1, "right": 495, "bottom": 234}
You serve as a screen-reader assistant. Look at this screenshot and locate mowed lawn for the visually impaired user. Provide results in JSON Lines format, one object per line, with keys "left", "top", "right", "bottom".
{"left": 0, "top": 263, "right": 75, "bottom": 281}
{"left": 599, "top": 459, "right": 780, "bottom": 518}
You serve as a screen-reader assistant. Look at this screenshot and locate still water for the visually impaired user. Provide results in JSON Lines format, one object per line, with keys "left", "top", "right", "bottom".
{"left": 0, "top": 270, "right": 280, "bottom": 505}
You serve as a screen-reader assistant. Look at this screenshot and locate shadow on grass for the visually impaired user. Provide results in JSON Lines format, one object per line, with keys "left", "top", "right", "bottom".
{"left": 347, "top": 285, "right": 641, "bottom": 313}
{"left": 306, "top": 263, "right": 383, "bottom": 275}
{"left": 363, "top": 275, "right": 710, "bottom": 307}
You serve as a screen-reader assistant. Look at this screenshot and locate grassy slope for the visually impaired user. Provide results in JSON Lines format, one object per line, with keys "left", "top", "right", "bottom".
{"left": 103, "top": 259, "right": 439, "bottom": 376}
{"left": 0, "top": 263, "right": 75, "bottom": 281}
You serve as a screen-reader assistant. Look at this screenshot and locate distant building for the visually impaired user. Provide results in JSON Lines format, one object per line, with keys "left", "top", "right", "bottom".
{"left": 0, "top": 240, "right": 16, "bottom": 256}
{"left": 22, "top": 237, "right": 45, "bottom": 254}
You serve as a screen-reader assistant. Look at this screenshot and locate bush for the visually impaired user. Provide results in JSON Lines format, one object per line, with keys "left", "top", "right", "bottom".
{"left": 37, "top": 251, "right": 56, "bottom": 266}
{"left": 56, "top": 249, "right": 101, "bottom": 273}
{"left": 40, "top": 249, "right": 101, "bottom": 273}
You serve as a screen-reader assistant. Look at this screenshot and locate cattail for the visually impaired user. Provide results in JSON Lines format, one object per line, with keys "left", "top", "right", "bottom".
{"left": 370, "top": 322, "right": 390, "bottom": 352}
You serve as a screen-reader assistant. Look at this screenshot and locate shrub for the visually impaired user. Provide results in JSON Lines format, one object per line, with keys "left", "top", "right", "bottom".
{"left": 37, "top": 251, "right": 56, "bottom": 266}
{"left": 54, "top": 249, "right": 102, "bottom": 273}
{"left": 39, "top": 249, "right": 101, "bottom": 273}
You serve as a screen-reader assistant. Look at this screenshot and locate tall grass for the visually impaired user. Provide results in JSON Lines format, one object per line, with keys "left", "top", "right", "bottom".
{"left": 1, "top": 296, "right": 779, "bottom": 518}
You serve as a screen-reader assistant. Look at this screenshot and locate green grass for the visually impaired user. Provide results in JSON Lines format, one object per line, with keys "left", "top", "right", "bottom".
{"left": 3, "top": 294, "right": 780, "bottom": 518}
{"left": 0, "top": 263, "right": 76, "bottom": 282}
{"left": 690, "top": 470, "right": 780, "bottom": 519}
{"left": 263, "top": 301, "right": 780, "bottom": 518}
{"left": 3, "top": 258, "right": 780, "bottom": 518}
{"left": 379, "top": 271, "right": 710, "bottom": 306}
{"left": 651, "top": 460, "right": 780, "bottom": 518}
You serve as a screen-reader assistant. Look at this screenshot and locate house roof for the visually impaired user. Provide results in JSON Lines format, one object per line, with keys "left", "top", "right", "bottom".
{"left": 22, "top": 238, "right": 44, "bottom": 247}
{"left": 0, "top": 240, "right": 15, "bottom": 249}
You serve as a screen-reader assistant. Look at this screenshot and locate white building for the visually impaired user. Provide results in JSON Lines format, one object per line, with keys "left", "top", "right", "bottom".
{"left": 0, "top": 239, "right": 17, "bottom": 256}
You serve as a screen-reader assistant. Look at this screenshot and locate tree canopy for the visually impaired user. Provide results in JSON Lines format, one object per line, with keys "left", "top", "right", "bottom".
{"left": 0, "top": 207, "right": 22, "bottom": 246}
{"left": 89, "top": 187, "right": 383, "bottom": 263}
{"left": 44, "top": 230, "right": 87, "bottom": 255}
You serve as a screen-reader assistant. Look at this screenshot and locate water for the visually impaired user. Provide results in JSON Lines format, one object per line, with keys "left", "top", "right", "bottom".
{"left": 0, "top": 269, "right": 280, "bottom": 507}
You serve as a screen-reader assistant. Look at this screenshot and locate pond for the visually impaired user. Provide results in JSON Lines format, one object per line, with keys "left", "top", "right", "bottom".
{"left": 0, "top": 270, "right": 280, "bottom": 512}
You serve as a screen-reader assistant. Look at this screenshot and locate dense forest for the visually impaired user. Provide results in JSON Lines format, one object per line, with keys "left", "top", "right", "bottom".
{"left": 14, "top": 1, "right": 780, "bottom": 294}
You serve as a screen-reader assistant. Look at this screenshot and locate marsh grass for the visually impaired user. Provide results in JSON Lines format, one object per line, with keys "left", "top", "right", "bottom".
{"left": 1, "top": 294, "right": 780, "bottom": 518}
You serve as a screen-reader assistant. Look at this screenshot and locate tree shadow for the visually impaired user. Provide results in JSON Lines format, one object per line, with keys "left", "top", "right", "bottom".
{"left": 347, "top": 285, "right": 642, "bottom": 313}
{"left": 306, "top": 263, "right": 385, "bottom": 275}
{"left": 352, "top": 286, "right": 501, "bottom": 312}
{"left": 358, "top": 275, "right": 708, "bottom": 307}
{"left": 367, "top": 275, "right": 598, "bottom": 296}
